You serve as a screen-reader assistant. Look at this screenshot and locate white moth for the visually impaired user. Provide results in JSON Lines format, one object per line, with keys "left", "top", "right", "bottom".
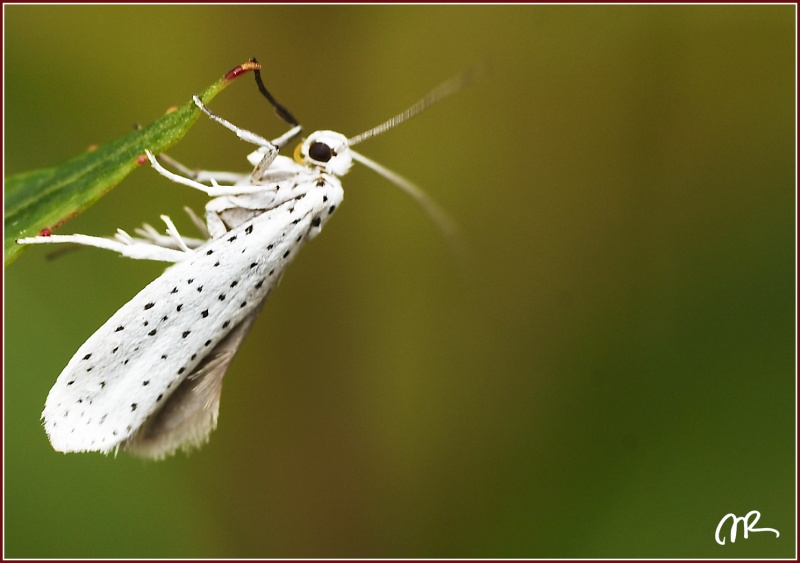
{"left": 17, "top": 62, "right": 472, "bottom": 459}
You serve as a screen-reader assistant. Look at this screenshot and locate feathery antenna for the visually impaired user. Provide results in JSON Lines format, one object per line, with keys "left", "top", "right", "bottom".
{"left": 348, "top": 62, "right": 486, "bottom": 146}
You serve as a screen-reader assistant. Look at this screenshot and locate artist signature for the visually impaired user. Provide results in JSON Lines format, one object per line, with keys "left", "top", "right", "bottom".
{"left": 715, "top": 510, "right": 780, "bottom": 545}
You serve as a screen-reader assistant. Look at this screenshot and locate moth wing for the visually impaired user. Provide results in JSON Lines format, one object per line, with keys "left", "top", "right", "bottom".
{"left": 123, "top": 306, "right": 263, "bottom": 459}
{"left": 41, "top": 174, "right": 341, "bottom": 458}
{"left": 41, "top": 214, "right": 287, "bottom": 455}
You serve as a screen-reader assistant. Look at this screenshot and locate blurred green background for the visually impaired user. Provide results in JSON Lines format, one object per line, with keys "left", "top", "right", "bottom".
{"left": 3, "top": 5, "right": 795, "bottom": 559}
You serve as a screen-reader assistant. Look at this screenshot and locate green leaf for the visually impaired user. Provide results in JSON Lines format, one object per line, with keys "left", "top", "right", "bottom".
{"left": 4, "top": 61, "right": 261, "bottom": 265}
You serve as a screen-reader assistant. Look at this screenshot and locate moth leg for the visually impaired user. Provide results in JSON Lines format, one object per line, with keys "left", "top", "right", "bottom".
{"left": 250, "top": 151, "right": 278, "bottom": 183}
{"left": 203, "top": 207, "right": 228, "bottom": 240}
{"left": 192, "top": 96, "right": 281, "bottom": 179}
{"left": 160, "top": 215, "right": 194, "bottom": 252}
{"left": 155, "top": 152, "right": 251, "bottom": 185}
{"left": 153, "top": 152, "right": 197, "bottom": 177}
{"left": 192, "top": 95, "right": 302, "bottom": 182}
{"left": 192, "top": 95, "right": 275, "bottom": 147}
{"left": 131, "top": 211, "right": 211, "bottom": 250}
{"left": 133, "top": 222, "right": 206, "bottom": 250}
{"left": 146, "top": 150, "right": 275, "bottom": 197}
{"left": 192, "top": 95, "right": 301, "bottom": 150}
{"left": 16, "top": 232, "right": 191, "bottom": 262}
{"left": 184, "top": 206, "right": 210, "bottom": 239}
{"left": 270, "top": 124, "right": 303, "bottom": 149}
{"left": 146, "top": 150, "right": 223, "bottom": 196}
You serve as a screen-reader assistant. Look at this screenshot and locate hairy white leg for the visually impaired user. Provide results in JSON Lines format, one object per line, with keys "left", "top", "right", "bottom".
{"left": 16, "top": 233, "right": 190, "bottom": 262}
{"left": 192, "top": 95, "right": 274, "bottom": 147}
{"left": 145, "top": 151, "right": 281, "bottom": 197}
{"left": 133, "top": 223, "right": 208, "bottom": 250}
{"left": 192, "top": 95, "right": 301, "bottom": 149}
{"left": 184, "top": 206, "right": 210, "bottom": 238}
{"left": 160, "top": 215, "right": 191, "bottom": 252}
{"left": 156, "top": 152, "right": 251, "bottom": 185}
{"left": 192, "top": 95, "right": 302, "bottom": 186}
{"left": 204, "top": 210, "right": 228, "bottom": 239}
{"left": 270, "top": 124, "right": 303, "bottom": 149}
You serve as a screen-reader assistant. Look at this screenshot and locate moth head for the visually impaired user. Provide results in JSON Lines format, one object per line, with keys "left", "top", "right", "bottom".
{"left": 294, "top": 131, "right": 352, "bottom": 176}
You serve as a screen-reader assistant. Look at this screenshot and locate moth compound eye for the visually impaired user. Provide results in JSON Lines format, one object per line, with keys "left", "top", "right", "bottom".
{"left": 308, "top": 142, "right": 334, "bottom": 163}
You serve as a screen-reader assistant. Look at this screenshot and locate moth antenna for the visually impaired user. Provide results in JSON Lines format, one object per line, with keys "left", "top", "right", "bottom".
{"left": 250, "top": 57, "right": 300, "bottom": 128}
{"left": 346, "top": 63, "right": 486, "bottom": 260}
{"left": 348, "top": 62, "right": 487, "bottom": 147}
{"left": 350, "top": 149, "right": 466, "bottom": 258}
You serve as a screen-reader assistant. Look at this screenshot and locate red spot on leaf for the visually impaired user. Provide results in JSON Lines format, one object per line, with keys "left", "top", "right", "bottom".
{"left": 39, "top": 228, "right": 52, "bottom": 237}
{"left": 136, "top": 154, "right": 148, "bottom": 166}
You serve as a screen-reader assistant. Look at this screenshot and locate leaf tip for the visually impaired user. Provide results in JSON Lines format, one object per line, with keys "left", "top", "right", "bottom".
{"left": 224, "top": 60, "right": 261, "bottom": 82}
